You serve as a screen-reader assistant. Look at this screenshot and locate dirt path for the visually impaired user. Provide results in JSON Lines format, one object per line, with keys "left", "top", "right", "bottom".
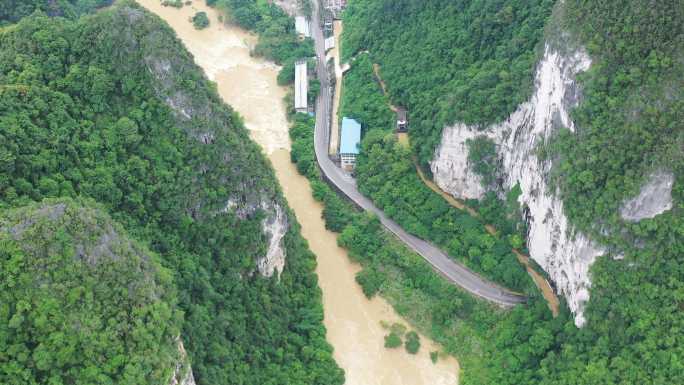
{"left": 372, "top": 63, "right": 398, "bottom": 112}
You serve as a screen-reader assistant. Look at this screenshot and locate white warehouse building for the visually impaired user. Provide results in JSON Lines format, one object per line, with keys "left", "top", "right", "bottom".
{"left": 294, "top": 61, "right": 308, "bottom": 113}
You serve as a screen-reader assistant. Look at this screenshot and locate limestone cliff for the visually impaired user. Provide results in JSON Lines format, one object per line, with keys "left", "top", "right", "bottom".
{"left": 221, "top": 198, "right": 288, "bottom": 277}
{"left": 620, "top": 170, "right": 674, "bottom": 222}
{"left": 431, "top": 41, "right": 600, "bottom": 326}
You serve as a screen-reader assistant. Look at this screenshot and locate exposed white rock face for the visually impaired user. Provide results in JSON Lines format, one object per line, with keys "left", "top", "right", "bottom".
{"left": 620, "top": 170, "right": 674, "bottom": 221}
{"left": 432, "top": 44, "right": 601, "bottom": 326}
{"left": 169, "top": 339, "right": 196, "bottom": 385}
{"left": 432, "top": 126, "right": 489, "bottom": 199}
{"left": 257, "top": 203, "right": 288, "bottom": 278}
{"left": 221, "top": 197, "right": 288, "bottom": 278}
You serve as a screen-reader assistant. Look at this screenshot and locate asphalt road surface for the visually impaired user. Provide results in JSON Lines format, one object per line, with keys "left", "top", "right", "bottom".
{"left": 310, "top": 2, "right": 526, "bottom": 307}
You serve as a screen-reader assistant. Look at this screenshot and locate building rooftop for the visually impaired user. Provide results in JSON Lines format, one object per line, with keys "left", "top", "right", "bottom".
{"left": 294, "top": 61, "right": 308, "bottom": 112}
{"left": 340, "top": 117, "right": 361, "bottom": 154}
{"left": 295, "top": 16, "right": 310, "bottom": 37}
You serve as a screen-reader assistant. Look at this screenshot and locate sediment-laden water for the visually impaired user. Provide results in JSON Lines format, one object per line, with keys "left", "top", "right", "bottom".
{"left": 136, "top": 2, "right": 459, "bottom": 383}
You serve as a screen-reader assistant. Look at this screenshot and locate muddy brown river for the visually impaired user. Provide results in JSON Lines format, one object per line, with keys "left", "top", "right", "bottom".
{"left": 136, "top": 1, "right": 459, "bottom": 383}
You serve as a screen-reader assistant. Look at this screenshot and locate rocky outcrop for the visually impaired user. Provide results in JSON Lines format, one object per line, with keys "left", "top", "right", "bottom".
{"left": 221, "top": 197, "right": 288, "bottom": 278}
{"left": 620, "top": 170, "right": 674, "bottom": 221}
{"left": 431, "top": 43, "right": 600, "bottom": 326}
{"left": 432, "top": 126, "right": 489, "bottom": 199}
{"left": 257, "top": 203, "right": 288, "bottom": 278}
{"left": 168, "top": 339, "right": 196, "bottom": 385}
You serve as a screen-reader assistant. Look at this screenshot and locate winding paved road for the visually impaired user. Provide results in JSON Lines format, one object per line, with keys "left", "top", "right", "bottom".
{"left": 310, "top": 3, "right": 525, "bottom": 307}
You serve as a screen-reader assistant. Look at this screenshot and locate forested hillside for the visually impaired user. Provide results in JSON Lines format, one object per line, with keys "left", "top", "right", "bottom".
{"left": 550, "top": 1, "right": 683, "bottom": 238}
{"left": 343, "top": 55, "right": 534, "bottom": 292}
{"left": 0, "top": 0, "right": 112, "bottom": 23}
{"left": 342, "top": 0, "right": 554, "bottom": 163}
{"left": 0, "top": 2, "right": 342, "bottom": 384}
{"left": 0, "top": 199, "right": 182, "bottom": 385}
{"left": 340, "top": 0, "right": 683, "bottom": 384}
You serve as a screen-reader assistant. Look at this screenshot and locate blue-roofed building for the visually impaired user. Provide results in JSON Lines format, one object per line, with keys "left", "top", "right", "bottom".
{"left": 340, "top": 117, "right": 361, "bottom": 170}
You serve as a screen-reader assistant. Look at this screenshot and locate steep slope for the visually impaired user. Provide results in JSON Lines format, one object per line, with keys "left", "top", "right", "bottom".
{"left": 432, "top": 0, "right": 683, "bottom": 325}
{"left": 432, "top": 30, "right": 598, "bottom": 325}
{"left": 346, "top": 54, "right": 535, "bottom": 293}
{"left": 0, "top": 199, "right": 184, "bottom": 385}
{"left": 340, "top": 0, "right": 683, "bottom": 383}
{"left": 0, "top": 3, "right": 342, "bottom": 384}
{"left": 342, "top": 0, "right": 555, "bottom": 164}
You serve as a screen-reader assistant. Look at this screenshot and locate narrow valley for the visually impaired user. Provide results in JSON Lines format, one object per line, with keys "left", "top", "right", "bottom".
{"left": 135, "top": 1, "right": 459, "bottom": 383}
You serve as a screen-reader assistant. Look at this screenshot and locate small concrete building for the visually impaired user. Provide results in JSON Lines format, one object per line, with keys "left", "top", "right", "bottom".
{"left": 340, "top": 117, "right": 361, "bottom": 170}
{"left": 295, "top": 16, "right": 310, "bottom": 38}
{"left": 324, "top": 36, "right": 335, "bottom": 51}
{"left": 396, "top": 107, "right": 408, "bottom": 133}
{"left": 294, "top": 61, "right": 308, "bottom": 113}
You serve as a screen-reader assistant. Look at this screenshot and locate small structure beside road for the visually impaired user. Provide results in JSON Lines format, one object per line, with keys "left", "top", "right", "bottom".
{"left": 340, "top": 117, "right": 361, "bottom": 170}
{"left": 295, "top": 16, "right": 310, "bottom": 38}
{"left": 324, "top": 36, "right": 335, "bottom": 51}
{"left": 294, "top": 61, "right": 308, "bottom": 113}
{"left": 396, "top": 107, "right": 408, "bottom": 133}
{"left": 323, "top": 14, "right": 333, "bottom": 33}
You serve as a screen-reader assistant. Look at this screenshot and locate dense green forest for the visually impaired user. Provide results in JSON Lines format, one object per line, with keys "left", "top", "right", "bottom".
{"left": 289, "top": 87, "right": 571, "bottom": 384}
{"left": 0, "top": 199, "right": 182, "bottom": 385}
{"left": 337, "top": 0, "right": 684, "bottom": 384}
{"left": 337, "top": 56, "right": 394, "bottom": 131}
{"left": 2, "top": 0, "right": 680, "bottom": 384}
{"left": 0, "top": 2, "right": 342, "bottom": 384}
{"left": 341, "top": 55, "right": 533, "bottom": 292}
{"left": 0, "top": 0, "right": 112, "bottom": 23}
{"left": 342, "top": 0, "right": 554, "bottom": 164}
{"left": 549, "top": 1, "right": 683, "bottom": 238}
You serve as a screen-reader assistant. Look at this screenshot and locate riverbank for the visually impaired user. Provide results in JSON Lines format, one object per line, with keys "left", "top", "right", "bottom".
{"left": 135, "top": 1, "right": 459, "bottom": 383}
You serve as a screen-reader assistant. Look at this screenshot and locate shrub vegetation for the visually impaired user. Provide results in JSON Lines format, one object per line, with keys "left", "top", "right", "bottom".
{"left": 192, "top": 11, "right": 209, "bottom": 29}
